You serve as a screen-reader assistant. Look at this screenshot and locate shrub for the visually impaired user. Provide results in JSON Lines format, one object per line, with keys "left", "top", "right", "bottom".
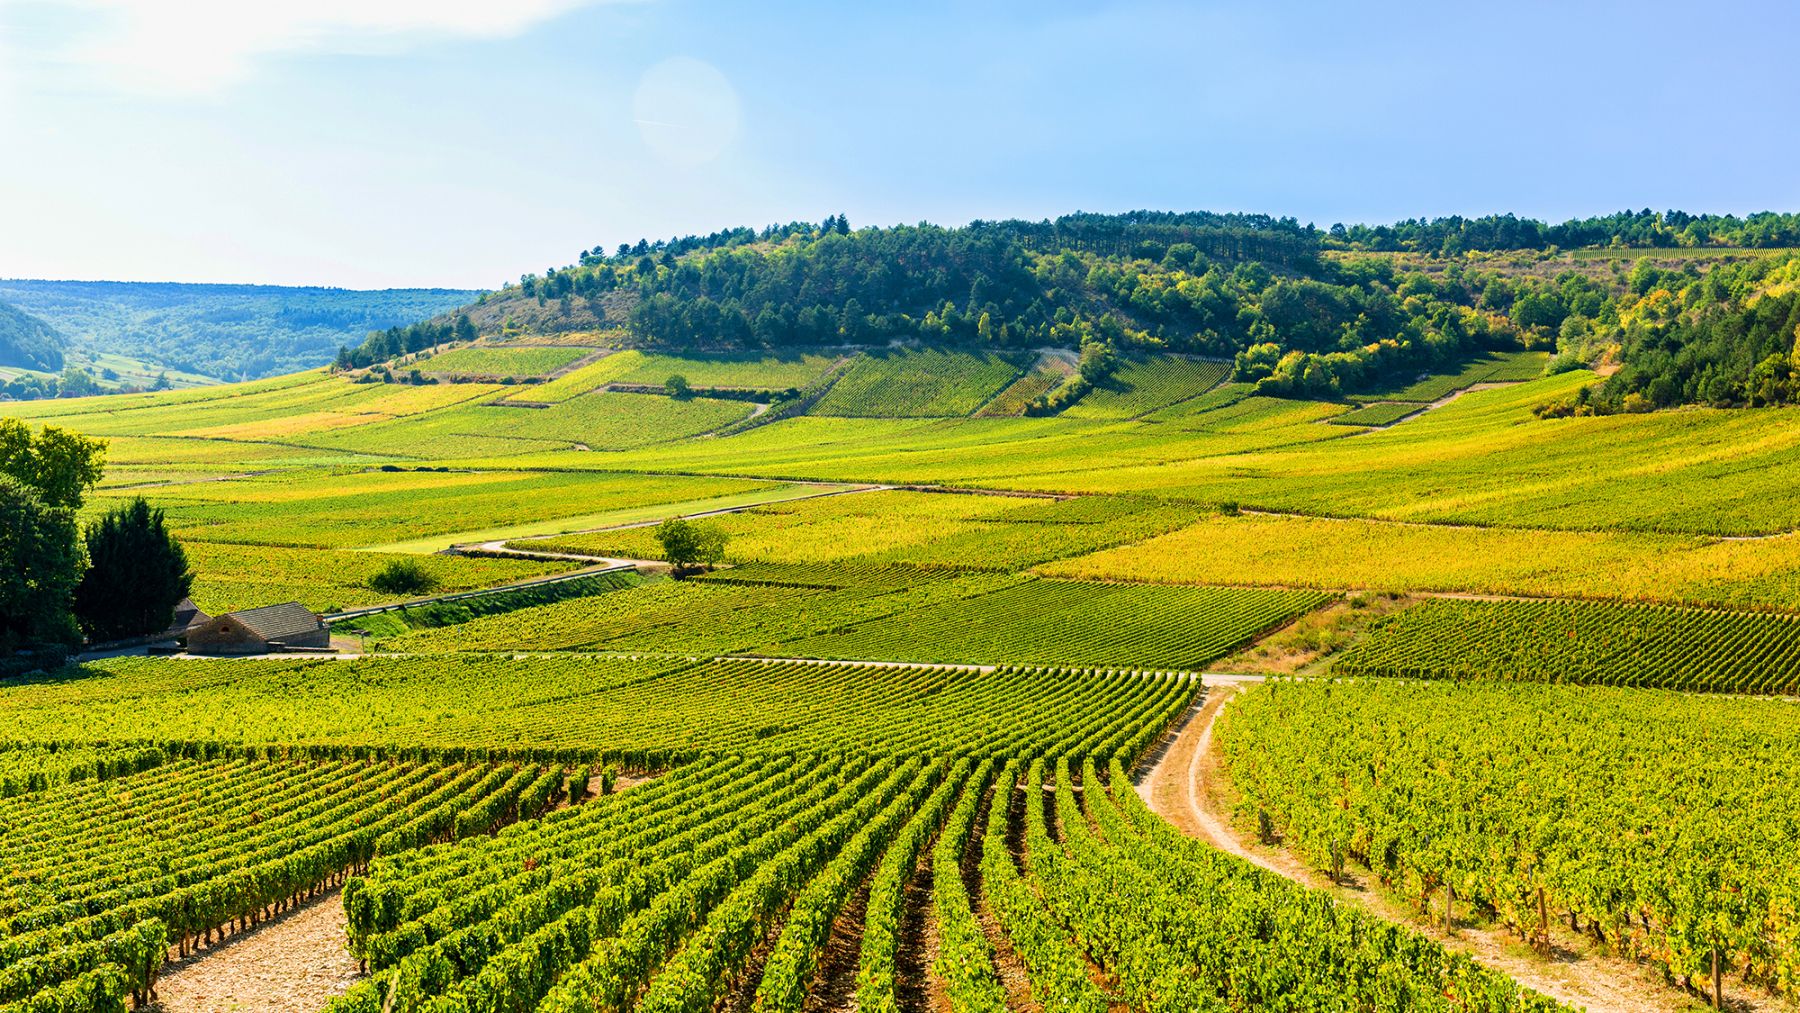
{"left": 367, "top": 559, "right": 440, "bottom": 596}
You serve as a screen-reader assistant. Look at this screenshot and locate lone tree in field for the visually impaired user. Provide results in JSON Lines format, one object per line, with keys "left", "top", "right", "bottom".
{"left": 73, "top": 498, "right": 194, "bottom": 641}
{"left": 655, "top": 518, "right": 728, "bottom": 575}
{"left": 665, "top": 374, "right": 692, "bottom": 399}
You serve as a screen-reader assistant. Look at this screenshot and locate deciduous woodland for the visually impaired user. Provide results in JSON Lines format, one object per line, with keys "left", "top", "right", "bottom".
{"left": 4, "top": 208, "right": 1800, "bottom": 1013}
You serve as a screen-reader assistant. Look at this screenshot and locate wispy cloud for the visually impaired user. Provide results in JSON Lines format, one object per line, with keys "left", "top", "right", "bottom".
{"left": 2, "top": 0, "right": 628, "bottom": 96}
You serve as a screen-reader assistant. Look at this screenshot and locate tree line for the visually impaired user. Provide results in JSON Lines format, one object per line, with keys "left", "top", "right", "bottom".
{"left": 1328, "top": 209, "right": 1800, "bottom": 256}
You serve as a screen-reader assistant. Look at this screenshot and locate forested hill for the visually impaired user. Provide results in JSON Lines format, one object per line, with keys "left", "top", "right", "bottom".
{"left": 0, "top": 299, "right": 65, "bottom": 372}
{"left": 1329, "top": 208, "right": 1800, "bottom": 255}
{"left": 352, "top": 208, "right": 1800, "bottom": 410}
{"left": 0, "top": 279, "right": 478, "bottom": 381}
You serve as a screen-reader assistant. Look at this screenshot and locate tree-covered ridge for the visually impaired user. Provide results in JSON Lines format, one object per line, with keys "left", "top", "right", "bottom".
{"left": 1598, "top": 257, "right": 1800, "bottom": 409}
{"left": 0, "top": 279, "right": 479, "bottom": 382}
{"left": 0, "top": 300, "right": 65, "bottom": 372}
{"left": 445, "top": 214, "right": 1523, "bottom": 400}
{"left": 1327, "top": 208, "right": 1800, "bottom": 255}
{"left": 354, "top": 208, "right": 1800, "bottom": 410}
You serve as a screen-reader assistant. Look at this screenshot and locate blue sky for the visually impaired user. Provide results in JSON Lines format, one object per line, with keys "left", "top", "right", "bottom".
{"left": 0, "top": 0, "right": 1795, "bottom": 289}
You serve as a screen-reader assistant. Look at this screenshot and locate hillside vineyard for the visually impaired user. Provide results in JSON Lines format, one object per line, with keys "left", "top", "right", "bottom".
{"left": 6, "top": 220, "right": 1800, "bottom": 1013}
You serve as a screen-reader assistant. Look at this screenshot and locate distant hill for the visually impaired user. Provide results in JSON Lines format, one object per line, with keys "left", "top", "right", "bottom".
{"left": 0, "top": 279, "right": 480, "bottom": 381}
{"left": 356, "top": 207, "right": 1797, "bottom": 414}
{"left": 0, "top": 299, "right": 65, "bottom": 372}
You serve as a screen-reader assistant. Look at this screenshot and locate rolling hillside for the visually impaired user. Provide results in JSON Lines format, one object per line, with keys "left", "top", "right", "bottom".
{"left": 367, "top": 209, "right": 1800, "bottom": 415}
{"left": 0, "top": 278, "right": 480, "bottom": 382}
{"left": 7, "top": 209, "right": 1800, "bottom": 1013}
{"left": 0, "top": 299, "right": 63, "bottom": 372}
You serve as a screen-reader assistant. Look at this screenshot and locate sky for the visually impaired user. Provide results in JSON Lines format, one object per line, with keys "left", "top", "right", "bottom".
{"left": 0, "top": 0, "right": 1796, "bottom": 290}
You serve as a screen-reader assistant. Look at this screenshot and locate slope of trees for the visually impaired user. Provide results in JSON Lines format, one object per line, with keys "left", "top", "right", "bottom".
{"left": 0, "top": 299, "right": 65, "bottom": 372}
{"left": 451, "top": 214, "right": 1517, "bottom": 399}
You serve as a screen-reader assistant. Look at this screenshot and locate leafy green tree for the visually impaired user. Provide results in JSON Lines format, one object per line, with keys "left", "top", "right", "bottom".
{"left": 0, "top": 418, "right": 106, "bottom": 509}
{"left": 73, "top": 498, "right": 194, "bottom": 641}
{"left": 0, "top": 475, "right": 84, "bottom": 651}
{"left": 665, "top": 374, "right": 693, "bottom": 399}
{"left": 654, "top": 518, "right": 728, "bottom": 574}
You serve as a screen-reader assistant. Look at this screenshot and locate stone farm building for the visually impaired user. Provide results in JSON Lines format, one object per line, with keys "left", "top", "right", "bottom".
{"left": 186, "top": 602, "right": 330, "bottom": 655}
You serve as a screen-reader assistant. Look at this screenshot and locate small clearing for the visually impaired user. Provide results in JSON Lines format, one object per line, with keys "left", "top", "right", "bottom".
{"left": 149, "top": 889, "right": 359, "bottom": 1013}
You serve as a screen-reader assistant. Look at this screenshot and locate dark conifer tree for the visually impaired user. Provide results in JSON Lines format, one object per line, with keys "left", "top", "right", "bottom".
{"left": 73, "top": 497, "right": 194, "bottom": 641}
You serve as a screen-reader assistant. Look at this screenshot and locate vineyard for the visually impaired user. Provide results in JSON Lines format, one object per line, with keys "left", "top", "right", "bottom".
{"left": 1058, "top": 354, "right": 1229, "bottom": 418}
{"left": 1326, "top": 400, "right": 1420, "bottom": 426}
{"left": 516, "top": 492, "right": 1199, "bottom": 573}
{"left": 6, "top": 316, "right": 1800, "bottom": 1013}
{"left": 306, "top": 750, "right": 1572, "bottom": 1013}
{"left": 354, "top": 567, "right": 1323, "bottom": 669}
{"left": 0, "top": 753, "right": 551, "bottom": 1008}
{"left": 808, "top": 350, "right": 1025, "bottom": 417}
{"left": 1218, "top": 680, "right": 1800, "bottom": 1003}
{"left": 416, "top": 346, "right": 590, "bottom": 377}
{"left": 1348, "top": 350, "right": 1549, "bottom": 403}
{"left": 782, "top": 579, "right": 1328, "bottom": 669}
{"left": 604, "top": 351, "right": 839, "bottom": 390}
{"left": 1331, "top": 596, "right": 1800, "bottom": 694}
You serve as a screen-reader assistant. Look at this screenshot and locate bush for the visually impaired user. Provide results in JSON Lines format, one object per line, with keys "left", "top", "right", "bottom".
{"left": 367, "top": 559, "right": 439, "bottom": 596}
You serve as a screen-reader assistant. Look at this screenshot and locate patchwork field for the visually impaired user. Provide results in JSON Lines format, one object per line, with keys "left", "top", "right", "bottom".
{"left": 6, "top": 339, "right": 1800, "bottom": 1013}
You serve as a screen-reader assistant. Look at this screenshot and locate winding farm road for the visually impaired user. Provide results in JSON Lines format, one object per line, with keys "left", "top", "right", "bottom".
{"left": 1140, "top": 686, "right": 1745, "bottom": 1013}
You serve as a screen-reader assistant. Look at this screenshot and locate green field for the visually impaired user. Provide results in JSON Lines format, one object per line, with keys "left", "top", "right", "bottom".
{"left": 1220, "top": 680, "right": 1800, "bottom": 997}
{"left": 810, "top": 349, "right": 1024, "bottom": 417}
{"left": 1330, "top": 596, "right": 1800, "bottom": 694}
{"left": 9, "top": 328, "right": 1800, "bottom": 1012}
{"left": 518, "top": 489, "right": 1198, "bottom": 571}
{"left": 606, "top": 351, "right": 840, "bottom": 389}
{"left": 417, "top": 345, "right": 590, "bottom": 376}
{"left": 1350, "top": 350, "right": 1550, "bottom": 403}
{"left": 1326, "top": 400, "right": 1419, "bottom": 426}
{"left": 1059, "top": 355, "right": 1230, "bottom": 418}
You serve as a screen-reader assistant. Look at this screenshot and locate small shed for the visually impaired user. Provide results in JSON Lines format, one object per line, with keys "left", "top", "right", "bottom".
{"left": 186, "top": 602, "right": 329, "bottom": 655}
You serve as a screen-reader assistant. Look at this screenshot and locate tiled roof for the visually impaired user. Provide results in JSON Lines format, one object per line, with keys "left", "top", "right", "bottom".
{"left": 224, "top": 602, "right": 324, "bottom": 642}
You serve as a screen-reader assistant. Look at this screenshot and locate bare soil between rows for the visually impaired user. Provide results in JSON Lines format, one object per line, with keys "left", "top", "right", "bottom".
{"left": 147, "top": 889, "right": 360, "bottom": 1013}
{"left": 1137, "top": 686, "right": 1779, "bottom": 1013}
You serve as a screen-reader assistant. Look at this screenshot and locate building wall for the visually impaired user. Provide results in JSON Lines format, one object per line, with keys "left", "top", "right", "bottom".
{"left": 187, "top": 618, "right": 270, "bottom": 656}
{"left": 279, "top": 628, "right": 332, "bottom": 650}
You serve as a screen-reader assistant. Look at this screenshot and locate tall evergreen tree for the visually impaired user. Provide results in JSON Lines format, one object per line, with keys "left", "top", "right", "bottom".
{"left": 73, "top": 498, "right": 194, "bottom": 642}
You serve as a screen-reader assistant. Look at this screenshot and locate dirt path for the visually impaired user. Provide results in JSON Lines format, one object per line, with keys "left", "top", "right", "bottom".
{"left": 1141, "top": 687, "right": 1721, "bottom": 1013}
{"left": 149, "top": 890, "right": 360, "bottom": 1013}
